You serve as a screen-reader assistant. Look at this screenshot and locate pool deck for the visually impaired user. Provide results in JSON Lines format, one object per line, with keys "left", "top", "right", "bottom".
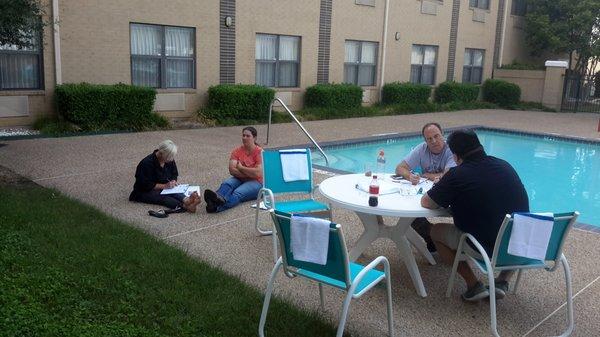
{"left": 1, "top": 109, "right": 599, "bottom": 336}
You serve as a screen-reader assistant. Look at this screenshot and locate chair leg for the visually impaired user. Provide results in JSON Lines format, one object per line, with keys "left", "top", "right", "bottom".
{"left": 559, "top": 254, "right": 574, "bottom": 337}
{"left": 385, "top": 265, "right": 395, "bottom": 337}
{"left": 487, "top": 269, "right": 500, "bottom": 337}
{"left": 272, "top": 227, "right": 278, "bottom": 264}
{"left": 446, "top": 251, "right": 461, "bottom": 297}
{"left": 336, "top": 292, "right": 354, "bottom": 337}
{"left": 318, "top": 283, "right": 325, "bottom": 311}
{"left": 513, "top": 269, "right": 523, "bottom": 294}
{"left": 255, "top": 192, "right": 273, "bottom": 236}
{"left": 258, "top": 258, "right": 283, "bottom": 337}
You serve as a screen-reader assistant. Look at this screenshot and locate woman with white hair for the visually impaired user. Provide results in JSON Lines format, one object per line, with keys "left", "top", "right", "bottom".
{"left": 129, "top": 140, "right": 200, "bottom": 214}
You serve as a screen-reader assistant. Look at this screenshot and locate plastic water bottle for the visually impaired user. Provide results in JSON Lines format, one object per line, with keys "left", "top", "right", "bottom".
{"left": 376, "top": 149, "right": 386, "bottom": 177}
{"left": 368, "top": 175, "right": 379, "bottom": 207}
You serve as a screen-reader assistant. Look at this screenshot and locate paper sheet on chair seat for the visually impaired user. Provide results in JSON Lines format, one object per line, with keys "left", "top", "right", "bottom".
{"left": 508, "top": 213, "right": 553, "bottom": 260}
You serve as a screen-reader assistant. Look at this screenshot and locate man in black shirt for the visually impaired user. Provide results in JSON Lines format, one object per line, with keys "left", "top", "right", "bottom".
{"left": 421, "top": 130, "right": 529, "bottom": 301}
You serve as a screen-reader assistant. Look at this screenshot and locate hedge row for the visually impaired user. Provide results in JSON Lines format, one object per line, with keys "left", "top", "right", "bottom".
{"left": 434, "top": 81, "right": 479, "bottom": 103}
{"left": 202, "top": 84, "right": 275, "bottom": 124}
{"left": 304, "top": 83, "right": 362, "bottom": 109}
{"left": 482, "top": 79, "right": 521, "bottom": 107}
{"left": 382, "top": 82, "right": 431, "bottom": 104}
{"left": 55, "top": 83, "right": 167, "bottom": 131}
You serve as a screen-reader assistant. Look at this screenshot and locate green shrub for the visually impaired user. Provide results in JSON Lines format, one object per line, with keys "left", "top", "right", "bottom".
{"left": 482, "top": 79, "right": 521, "bottom": 107}
{"left": 55, "top": 83, "right": 165, "bottom": 131}
{"left": 381, "top": 82, "right": 431, "bottom": 105}
{"left": 434, "top": 81, "right": 479, "bottom": 103}
{"left": 203, "top": 84, "right": 275, "bottom": 124}
{"left": 299, "top": 106, "right": 380, "bottom": 120}
{"left": 499, "top": 61, "right": 545, "bottom": 70}
{"left": 304, "top": 83, "right": 362, "bottom": 109}
{"left": 32, "top": 116, "right": 80, "bottom": 136}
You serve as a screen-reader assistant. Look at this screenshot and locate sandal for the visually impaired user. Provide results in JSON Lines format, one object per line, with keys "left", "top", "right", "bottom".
{"left": 148, "top": 210, "right": 168, "bottom": 218}
{"left": 164, "top": 206, "right": 186, "bottom": 214}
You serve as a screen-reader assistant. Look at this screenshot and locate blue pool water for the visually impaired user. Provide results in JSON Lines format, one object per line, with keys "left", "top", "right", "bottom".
{"left": 312, "top": 129, "right": 600, "bottom": 226}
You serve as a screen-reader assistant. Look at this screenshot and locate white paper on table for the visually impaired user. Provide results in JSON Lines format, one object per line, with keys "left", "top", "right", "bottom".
{"left": 160, "top": 184, "right": 189, "bottom": 195}
{"left": 356, "top": 179, "right": 399, "bottom": 195}
{"left": 507, "top": 213, "right": 554, "bottom": 260}
{"left": 184, "top": 185, "right": 201, "bottom": 197}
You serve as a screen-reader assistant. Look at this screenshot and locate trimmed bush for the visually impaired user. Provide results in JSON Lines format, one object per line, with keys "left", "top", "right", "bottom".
{"left": 55, "top": 83, "right": 166, "bottom": 131}
{"left": 482, "top": 79, "right": 521, "bottom": 107}
{"left": 381, "top": 82, "right": 431, "bottom": 105}
{"left": 202, "top": 84, "right": 275, "bottom": 124}
{"left": 434, "top": 81, "right": 479, "bottom": 103}
{"left": 304, "top": 83, "right": 362, "bottom": 109}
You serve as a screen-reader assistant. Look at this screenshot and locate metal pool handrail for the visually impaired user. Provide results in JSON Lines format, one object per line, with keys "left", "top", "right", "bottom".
{"left": 266, "top": 98, "right": 330, "bottom": 167}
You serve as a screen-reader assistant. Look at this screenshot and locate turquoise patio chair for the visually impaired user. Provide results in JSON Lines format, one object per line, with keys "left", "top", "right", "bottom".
{"left": 255, "top": 149, "right": 331, "bottom": 261}
{"left": 259, "top": 210, "right": 394, "bottom": 337}
{"left": 446, "top": 212, "right": 579, "bottom": 337}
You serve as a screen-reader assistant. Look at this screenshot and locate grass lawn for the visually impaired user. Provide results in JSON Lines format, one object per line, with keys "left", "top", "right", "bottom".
{"left": 0, "top": 180, "right": 341, "bottom": 336}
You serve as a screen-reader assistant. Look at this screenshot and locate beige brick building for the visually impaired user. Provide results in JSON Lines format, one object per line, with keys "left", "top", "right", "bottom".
{"left": 0, "top": 0, "right": 541, "bottom": 127}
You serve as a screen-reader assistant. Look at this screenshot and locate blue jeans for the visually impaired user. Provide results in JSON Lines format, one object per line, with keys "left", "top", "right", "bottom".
{"left": 215, "top": 177, "right": 262, "bottom": 212}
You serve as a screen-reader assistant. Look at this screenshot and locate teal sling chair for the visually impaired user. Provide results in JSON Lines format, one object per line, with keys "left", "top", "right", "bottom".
{"left": 446, "top": 212, "right": 579, "bottom": 337}
{"left": 259, "top": 210, "right": 394, "bottom": 337}
{"left": 255, "top": 149, "right": 331, "bottom": 262}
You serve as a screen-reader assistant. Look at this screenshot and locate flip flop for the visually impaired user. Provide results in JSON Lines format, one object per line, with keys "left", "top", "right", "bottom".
{"left": 164, "top": 206, "right": 186, "bottom": 214}
{"left": 148, "top": 210, "right": 168, "bottom": 218}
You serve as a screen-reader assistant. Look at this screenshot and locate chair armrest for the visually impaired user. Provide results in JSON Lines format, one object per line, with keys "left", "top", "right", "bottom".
{"left": 259, "top": 188, "right": 275, "bottom": 209}
{"left": 458, "top": 233, "right": 494, "bottom": 272}
{"left": 350, "top": 256, "right": 391, "bottom": 297}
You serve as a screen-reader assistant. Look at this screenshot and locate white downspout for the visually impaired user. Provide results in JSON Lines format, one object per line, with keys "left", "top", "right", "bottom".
{"left": 52, "top": 0, "right": 62, "bottom": 84}
{"left": 379, "top": 0, "right": 389, "bottom": 101}
{"left": 497, "top": 0, "right": 509, "bottom": 68}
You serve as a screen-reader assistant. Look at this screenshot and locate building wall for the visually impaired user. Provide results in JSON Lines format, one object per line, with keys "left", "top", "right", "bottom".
{"left": 0, "top": 0, "right": 550, "bottom": 127}
{"left": 494, "top": 68, "right": 545, "bottom": 102}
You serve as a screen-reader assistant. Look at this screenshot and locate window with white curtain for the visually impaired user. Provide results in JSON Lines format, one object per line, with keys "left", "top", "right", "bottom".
{"left": 130, "top": 23, "right": 195, "bottom": 88}
{"left": 255, "top": 34, "right": 300, "bottom": 87}
{"left": 463, "top": 49, "right": 484, "bottom": 84}
{"left": 343, "top": 40, "right": 378, "bottom": 86}
{"left": 0, "top": 32, "right": 43, "bottom": 90}
{"left": 469, "top": 0, "right": 490, "bottom": 10}
{"left": 410, "top": 45, "right": 438, "bottom": 85}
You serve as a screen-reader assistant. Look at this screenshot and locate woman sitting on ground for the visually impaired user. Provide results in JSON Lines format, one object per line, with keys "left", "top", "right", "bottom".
{"left": 204, "top": 126, "right": 263, "bottom": 213}
{"left": 129, "top": 140, "right": 201, "bottom": 213}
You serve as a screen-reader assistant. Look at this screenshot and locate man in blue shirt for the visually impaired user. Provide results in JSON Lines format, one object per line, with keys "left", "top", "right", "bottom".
{"left": 421, "top": 129, "right": 529, "bottom": 301}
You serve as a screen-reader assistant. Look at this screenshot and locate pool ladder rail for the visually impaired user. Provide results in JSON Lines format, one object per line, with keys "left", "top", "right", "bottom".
{"left": 265, "top": 98, "right": 330, "bottom": 167}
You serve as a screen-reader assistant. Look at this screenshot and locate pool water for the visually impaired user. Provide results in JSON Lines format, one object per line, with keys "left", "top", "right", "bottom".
{"left": 312, "top": 129, "right": 600, "bottom": 226}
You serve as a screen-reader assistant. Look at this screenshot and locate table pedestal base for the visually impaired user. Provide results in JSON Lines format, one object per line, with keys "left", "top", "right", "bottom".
{"left": 349, "top": 212, "right": 436, "bottom": 297}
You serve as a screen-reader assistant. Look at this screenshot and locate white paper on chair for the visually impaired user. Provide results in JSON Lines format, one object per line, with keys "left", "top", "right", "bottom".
{"left": 507, "top": 213, "right": 554, "bottom": 260}
{"left": 280, "top": 149, "right": 309, "bottom": 182}
{"left": 290, "top": 215, "right": 330, "bottom": 265}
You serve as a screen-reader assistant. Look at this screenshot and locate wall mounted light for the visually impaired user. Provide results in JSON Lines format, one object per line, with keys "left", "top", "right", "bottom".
{"left": 224, "top": 16, "right": 232, "bottom": 27}
{"left": 394, "top": 32, "right": 401, "bottom": 41}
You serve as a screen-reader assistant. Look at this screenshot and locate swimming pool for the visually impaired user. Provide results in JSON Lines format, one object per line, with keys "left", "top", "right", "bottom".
{"left": 312, "top": 128, "right": 600, "bottom": 227}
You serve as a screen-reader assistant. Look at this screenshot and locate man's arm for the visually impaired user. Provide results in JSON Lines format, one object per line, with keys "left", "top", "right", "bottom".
{"left": 395, "top": 161, "right": 421, "bottom": 185}
{"left": 421, "top": 193, "right": 440, "bottom": 209}
{"left": 421, "top": 168, "right": 449, "bottom": 182}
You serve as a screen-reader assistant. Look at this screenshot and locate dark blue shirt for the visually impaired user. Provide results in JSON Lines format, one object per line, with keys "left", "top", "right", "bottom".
{"left": 427, "top": 153, "right": 529, "bottom": 255}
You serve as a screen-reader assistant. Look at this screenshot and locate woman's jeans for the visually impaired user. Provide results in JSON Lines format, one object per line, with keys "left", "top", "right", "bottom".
{"left": 216, "top": 177, "right": 262, "bottom": 212}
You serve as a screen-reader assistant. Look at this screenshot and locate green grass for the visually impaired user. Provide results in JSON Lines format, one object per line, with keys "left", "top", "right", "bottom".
{"left": 0, "top": 183, "right": 340, "bottom": 337}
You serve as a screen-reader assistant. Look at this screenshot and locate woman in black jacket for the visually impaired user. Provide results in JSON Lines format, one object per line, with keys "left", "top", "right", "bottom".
{"left": 129, "top": 140, "right": 200, "bottom": 213}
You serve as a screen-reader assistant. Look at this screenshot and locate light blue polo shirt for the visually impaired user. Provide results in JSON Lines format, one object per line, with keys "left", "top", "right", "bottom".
{"left": 403, "top": 142, "right": 456, "bottom": 174}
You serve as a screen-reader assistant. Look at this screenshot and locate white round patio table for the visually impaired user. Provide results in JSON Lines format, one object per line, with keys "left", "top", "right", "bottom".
{"left": 319, "top": 173, "right": 449, "bottom": 297}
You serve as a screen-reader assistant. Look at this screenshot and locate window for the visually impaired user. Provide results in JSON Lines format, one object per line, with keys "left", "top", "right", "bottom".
{"left": 255, "top": 34, "right": 300, "bottom": 87}
{"left": 410, "top": 45, "right": 438, "bottom": 85}
{"left": 130, "top": 23, "right": 195, "bottom": 88}
{"left": 0, "top": 32, "right": 43, "bottom": 90}
{"left": 469, "top": 0, "right": 490, "bottom": 10}
{"left": 463, "top": 49, "right": 484, "bottom": 84}
{"left": 344, "top": 40, "right": 378, "bottom": 86}
{"left": 511, "top": 0, "right": 527, "bottom": 16}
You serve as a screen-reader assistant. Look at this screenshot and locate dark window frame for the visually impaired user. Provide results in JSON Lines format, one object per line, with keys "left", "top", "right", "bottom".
{"left": 410, "top": 44, "right": 438, "bottom": 85}
{"left": 0, "top": 28, "right": 44, "bottom": 91}
{"left": 511, "top": 0, "right": 527, "bottom": 16}
{"left": 469, "top": 0, "right": 490, "bottom": 10}
{"left": 255, "top": 33, "right": 301, "bottom": 88}
{"left": 462, "top": 48, "right": 485, "bottom": 84}
{"left": 343, "top": 40, "right": 378, "bottom": 87}
{"left": 129, "top": 22, "right": 196, "bottom": 89}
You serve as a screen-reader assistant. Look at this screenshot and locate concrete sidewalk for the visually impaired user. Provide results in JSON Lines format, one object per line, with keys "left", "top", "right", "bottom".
{"left": 1, "top": 109, "right": 599, "bottom": 336}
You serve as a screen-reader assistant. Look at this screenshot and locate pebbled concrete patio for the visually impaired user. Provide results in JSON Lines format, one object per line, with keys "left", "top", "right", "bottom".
{"left": 1, "top": 109, "right": 599, "bottom": 336}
